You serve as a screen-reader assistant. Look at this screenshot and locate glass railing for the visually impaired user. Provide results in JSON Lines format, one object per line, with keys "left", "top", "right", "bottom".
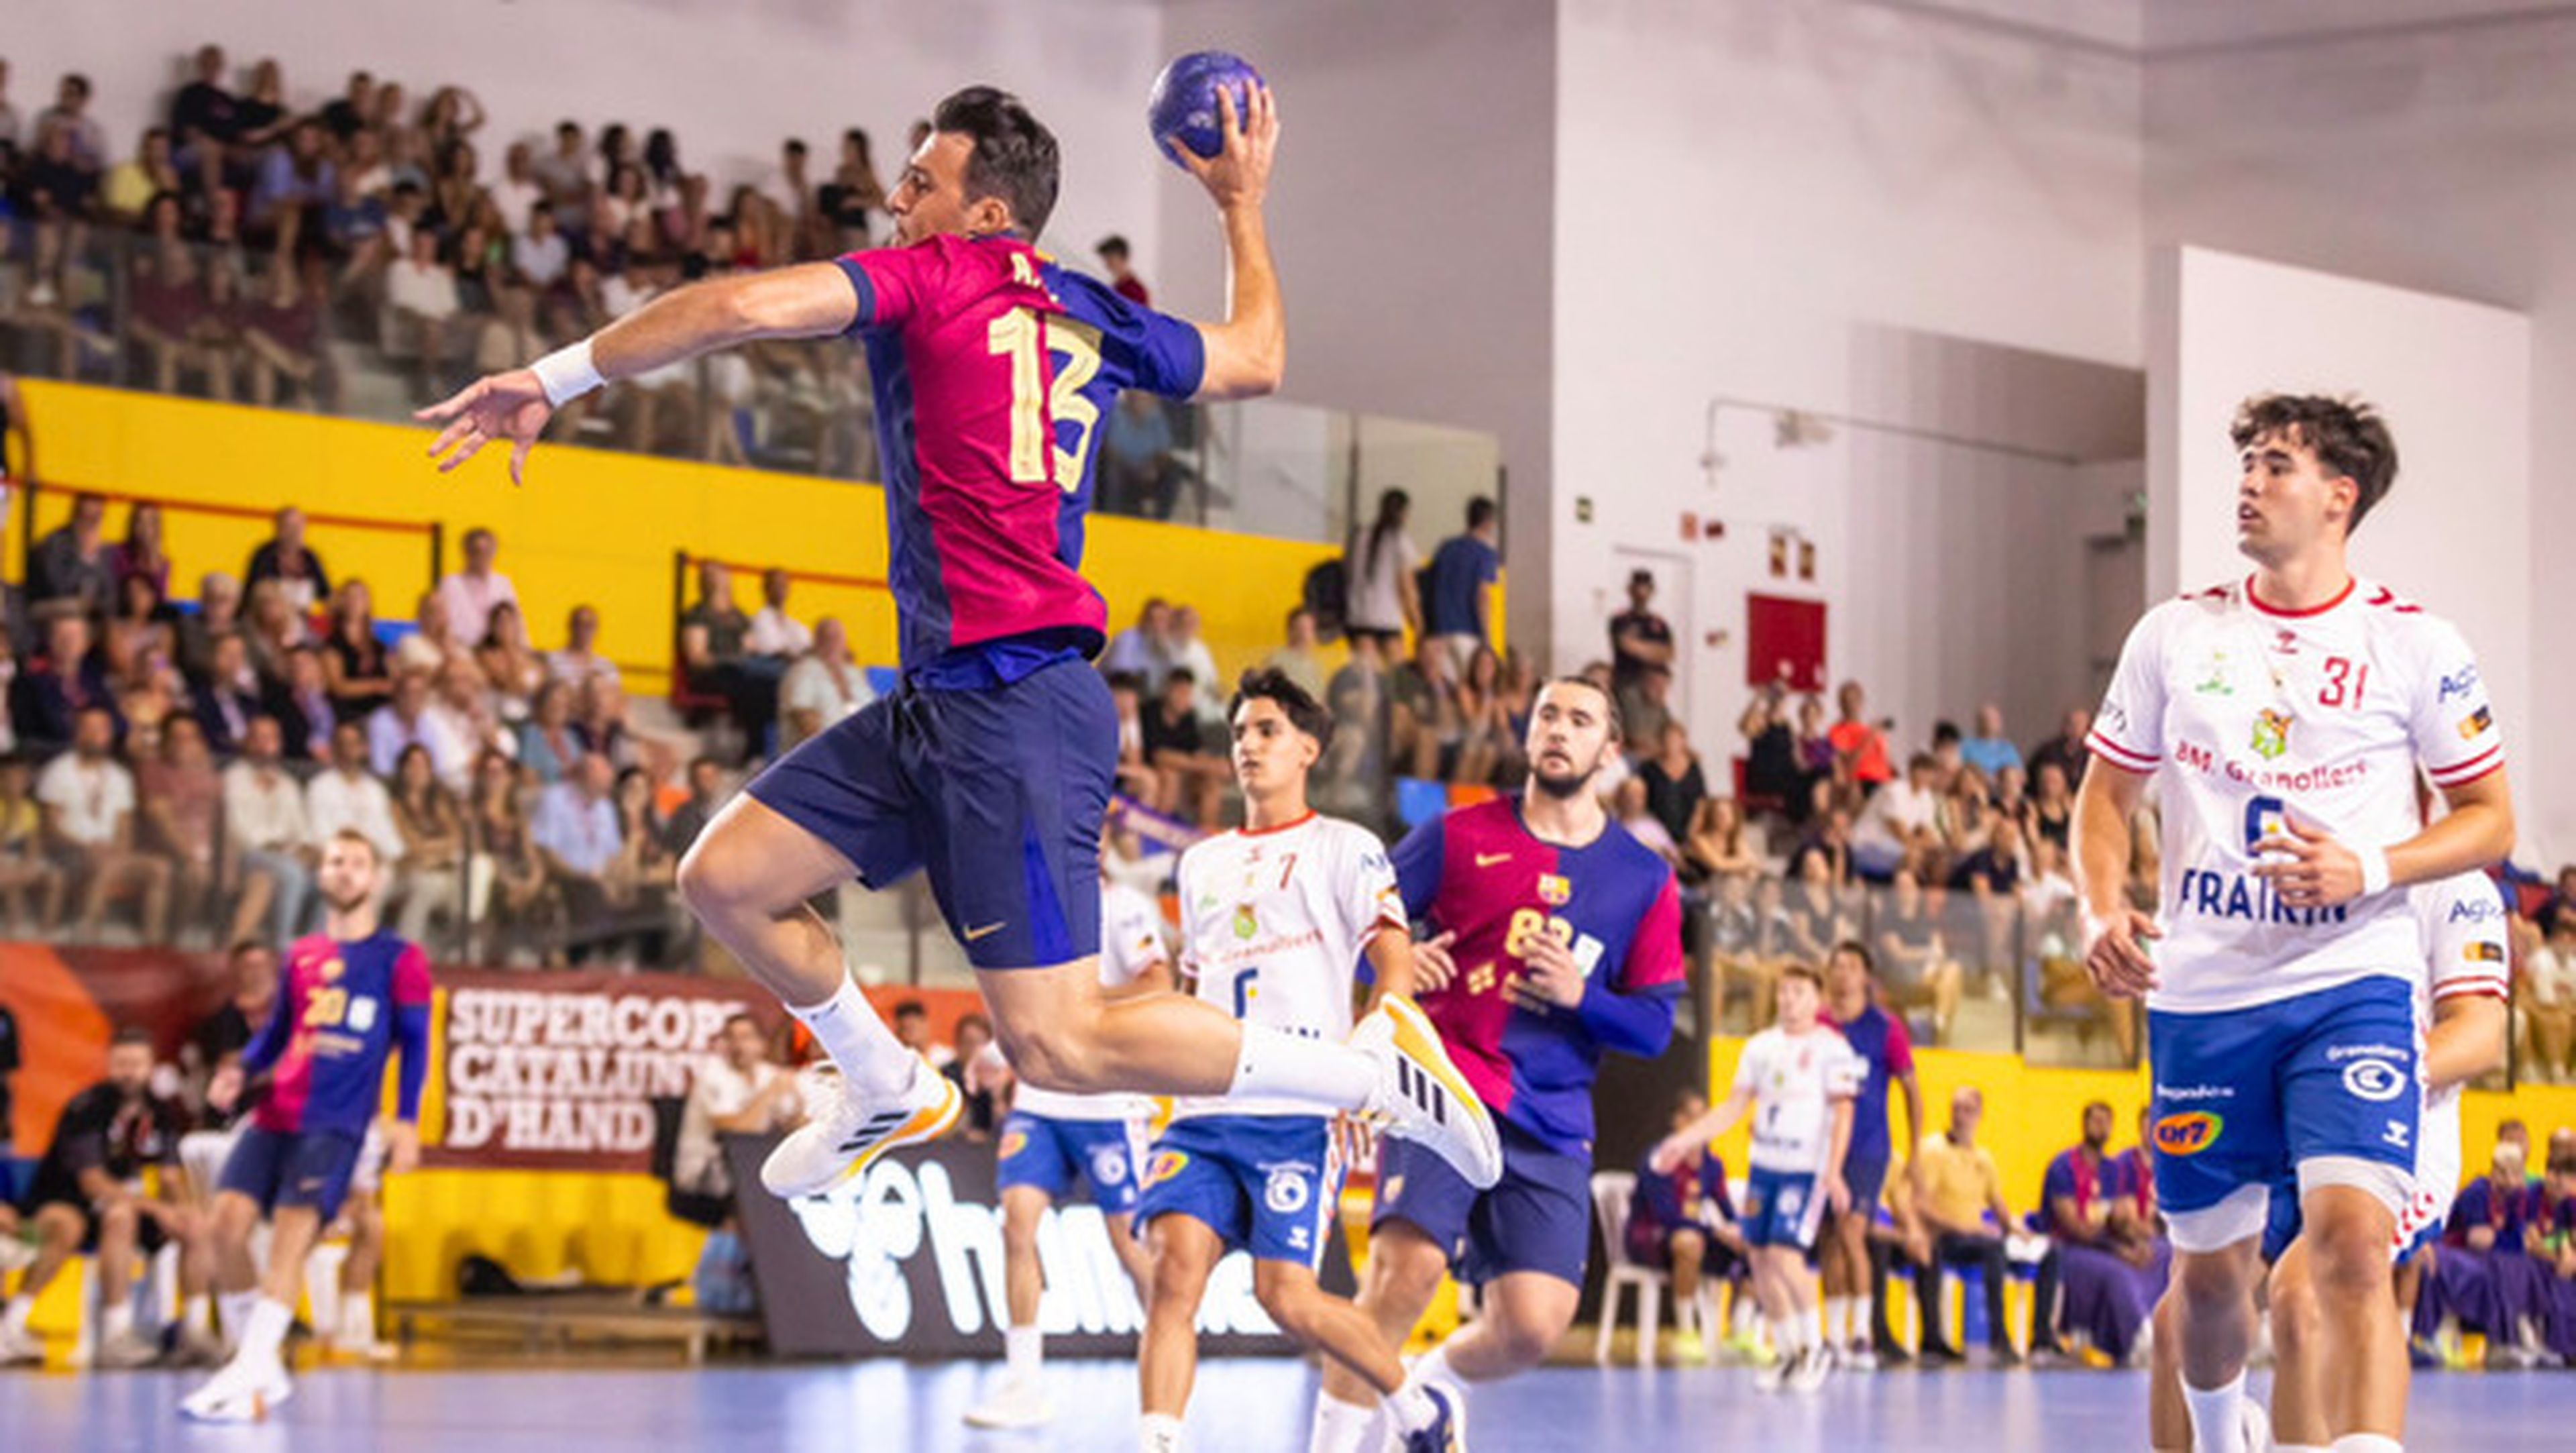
{"left": 0, "top": 228, "right": 1499, "bottom": 547}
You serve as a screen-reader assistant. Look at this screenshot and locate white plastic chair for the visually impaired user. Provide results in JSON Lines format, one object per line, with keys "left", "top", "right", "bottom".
{"left": 1591, "top": 1171, "right": 1717, "bottom": 1366}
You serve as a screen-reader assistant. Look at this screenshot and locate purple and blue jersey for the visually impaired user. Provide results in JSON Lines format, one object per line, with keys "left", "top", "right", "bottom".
{"left": 243, "top": 930, "right": 432, "bottom": 1138}
{"left": 1822, "top": 1002, "right": 1914, "bottom": 1165}
{"left": 1389, "top": 796, "right": 1686, "bottom": 1154}
{"left": 833, "top": 235, "right": 1206, "bottom": 677}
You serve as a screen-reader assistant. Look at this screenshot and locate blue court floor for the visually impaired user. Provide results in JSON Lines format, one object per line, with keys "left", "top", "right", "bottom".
{"left": 8, "top": 1359, "right": 2575, "bottom": 1452}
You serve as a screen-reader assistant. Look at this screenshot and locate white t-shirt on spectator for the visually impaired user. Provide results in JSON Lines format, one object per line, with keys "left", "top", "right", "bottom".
{"left": 437, "top": 570, "right": 521, "bottom": 649}
{"left": 367, "top": 704, "right": 474, "bottom": 792}
{"left": 36, "top": 754, "right": 134, "bottom": 847}
{"left": 780, "top": 655, "right": 871, "bottom": 731}
{"left": 490, "top": 176, "right": 545, "bottom": 235}
{"left": 512, "top": 229, "right": 570, "bottom": 288}
{"left": 1854, "top": 778, "right": 1938, "bottom": 855}
{"left": 386, "top": 258, "right": 460, "bottom": 321}
{"left": 306, "top": 768, "right": 406, "bottom": 865}
{"left": 546, "top": 648, "right": 621, "bottom": 692}
{"left": 1345, "top": 532, "right": 1421, "bottom": 635}
{"left": 222, "top": 761, "right": 311, "bottom": 853}
{"left": 673, "top": 1059, "right": 802, "bottom": 1194}
{"left": 746, "top": 607, "right": 812, "bottom": 658}
{"left": 2527, "top": 943, "right": 2576, "bottom": 1008}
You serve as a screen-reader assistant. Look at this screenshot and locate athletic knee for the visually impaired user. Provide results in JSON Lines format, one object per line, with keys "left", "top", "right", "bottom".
{"left": 2176, "top": 1250, "right": 2253, "bottom": 1310}
{"left": 676, "top": 835, "right": 761, "bottom": 922}
{"left": 2269, "top": 1273, "right": 2320, "bottom": 1358}
{"left": 1483, "top": 1311, "right": 1559, "bottom": 1370}
{"left": 2304, "top": 1215, "right": 2392, "bottom": 1297}
{"left": 998, "top": 1020, "right": 1107, "bottom": 1094}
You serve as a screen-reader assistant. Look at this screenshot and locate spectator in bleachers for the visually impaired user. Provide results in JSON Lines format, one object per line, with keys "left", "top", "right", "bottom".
{"left": 39, "top": 706, "right": 168, "bottom": 943}
{"left": 1446, "top": 645, "right": 1512, "bottom": 787}
{"left": 266, "top": 645, "right": 335, "bottom": 763}
{"left": 383, "top": 223, "right": 460, "bottom": 397}
{"left": 745, "top": 566, "right": 811, "bottom": 661}
{"left": 34, "top": 72, "right": 105, "bottom": 174}
{"left": 511, "top": 197, "right": 570, "bottom": 288}
{"left": 1784, "top": 805, "right": 1855, "bottom": 888}
{"left": 220, "top": 713, "right": 311, "bottom": 946}
{"left": 572, "top": 674, "right": 639, "bottom": 771}
{"left": 1607, "top": 568, "right": 1672, "bottom": 712}
{"left": 892, "top": 998, "right": 954, "bottom": 1070}
{"left": 316, "top": 70, "right": 373, "bottom": 146}
{"left": 308, "top": 718, "right": 404, "bottom": 868}
{"left": 546, "top": 604, "right": 620, "bottom": 693}
{"left": 1794, "top": 692, "right": 1835, "bottom": 802}
{"left": 533, "top": 753, "right": 622, "bottom": 960}
{"left": 473, "top": 600, "right": 545, "bottom": 722}
{"left": 1829, "top": 680, "right": 1894, "bottom": 794}
{"left": 138, "top": 714, "right": 221, "bottom": 940}
{"left": 1851, "top": 751, "right": 1942, "bottom": 883}
{"left": 660, "top": 755, "right": 729, "bottom": 859}
{"left": 0, "top": 57, "right": 18, "bottom": 148}
{"left": 1103, "top": 671, "right": 1163, "bottom": 811}
{"left": 1260, "top": 606, "right": 1326, "bottom": 703}
{"left": 674, "top": 1011, "right": 804, "bottom": 1200}
{"left": 2037, "top": 1100, "right": 2162, "bottom": 1366}
{"left": 247, "top": 118, "right": 332, "bottom": 252}
{"left": 1876, "top": 867, "right": 1962, "bottom": 1046}
{"left": 515, "top": 679, "right": 586, "bottom": 786}
{"left": 1619, "top": 716, "right": 1701, "bottom": 848}
{"left": 244, "top": 505, "right": 330, "bottom": 621}
{"left": 1099, "top": 389, "right": 1179, "bottom": 518}
{"left": 1100, "top": 597, "right": 1177, "bottom": 684}
{"left": 28, "top": 490, "right": 113, "bottom": 621}
{"left": 1612, "top": 777, "right": 1682, "bottom": 870}
{"left": 533, "top": 118, "right": 591, "bottom": 207}
{"left": 168, "top": 44, "right": 239, "bottom": 187}
{"left": 1421, "top": 496, "right": 1501, "bottom": 678}
{"left": 679, "top": 557, "right": 767, "bottom": 750}
{"left": 2025, "top": 757, "right": 2076, "bottom": 857}
{"left": 99, "top": 124, "right": 178, "bottom": 222}
{"left": 1908, "top": 1087, "right": 2021, "bottom": 1365}
{"left": 189, "top": 629, "right": 263, "bottom": 755}
{"left": 1623, "top": 665, "right": 1677, "bottom": 766}
{"left": 1090, "top": 232, "right": 1150, "bottom": 307}
{"left": 778, "top": 616, "right": 869, "bottom": 749}
{"left": 2026, "top": 707, "right": 2092, "bottom": 791}
{"left": 2429, "top": 1136, "right": 2559, "bottom": 1365}
{"left": 1344, "top": 488, "right": 1419, "bottom": 649}
{"left": 107, "top": 501, "right": 171, "bottom": 605}
{"left": 469, "top": 747, "right": 553, "bottom": 960}
{"left": 13, "top": 613, "right": 117, "bottom": 753}
{"left": 1167, "top": 606, "right": 1224, "bottom": 726}
{"left": 1144, "top": 669, "right": 1227, "bottom": 826}
{"left": 607, "top": 765, "right": 679, "bottom": 963}
{"left": 1737, "top": 678, "right": 1803, "bottom": 822}
{"left": 1683, "top": 796, "right": 1760, "bottom": 887}
{"left": 318, "top": 578, "right": 392, "bottom": 724}
{"left": 944, "top": 1012, "right": 1002, "bottom": 1141}
{"left": 0, "top": 755, "right": 64, "bottom": 933}
{"left": 388, "top": 741, "right": 468, "bottom": 947}
{"left": 1628, "top": 1089, "right": 1747, "bottom": 1358}
{"left": 433, "top": 653, "right": 511, "bottom": 769}
{"left": 1960, "top": 702, "right": 2021, "bottom": 782}
{"left": 1782, "top": 848, "right": 1856, "bottom": 967}
{"left": 0, "top": 1028, "right": 213, "bottom": 1368}
{"left": 367, "top": 665, "right": 470, "bottom": 790}
{"left": 169, "top": 570, "right": 238, "bottom": 686}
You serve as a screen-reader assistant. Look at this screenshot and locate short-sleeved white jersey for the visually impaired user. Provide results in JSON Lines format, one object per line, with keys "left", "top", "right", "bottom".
{"left": 2089, "top": 576, "right": 2504, "bottom": 1013}
{"left": 2397, "top": 869, "right": 2510, "bottom": 1245}
{"left": 1175, "top": 812, "right": 1406, "bottom": 1119}
{"left": 1010, "top": 881, "right": 1169, "bottom": 1121}
{"left": 1734, "top": 1025, "right": 1865, "bottom": 1175}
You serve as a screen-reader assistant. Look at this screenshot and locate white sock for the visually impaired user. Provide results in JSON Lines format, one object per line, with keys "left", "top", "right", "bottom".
{"left": 220, "top": 1290, "right": 258, "bottom": 1340}
{"left": 1851, "top": 1295, "right": 1874, "bottom": 1346}
{"left": 1, "top": 1297, "right": 29, "bottom": 1338}
{"left": 184, "top": 1293, "right": 213, "bottom": 1334}
{"left": 1230, "top": 1023, "right": 1375, "bottom": 1111}
{"left": 2330, "top": 1440, "right": 2401, "bottom": 1453}
{"left": 1771, "top": 1316, "right": 1802, "bottom": 1358}
{"left": 340, "top": 1287, "right": 375, "bottom": 1344}
{"left": 1006, "top": 1323, "right": 1041, "bottom": 1382}
{"left": 243, "top": 1297, "right": 294, "bottom": 1366}
{"left": 1412, "top": 1342, "right": 1458, "bottom": 1389}
{"left": 2183, "top": 1373, "right": 2249, "bottom": 1453}
{"left": 789, "top": 977, "right": 917, "bottom": 1097}
{"left": 101, "top": 1301, "right": 135, "bottom": 1341}
{"left": 1385, "top": 1382, "right": 1439, "bottom": 1435}
{"left": 1139, "top": 1411, "right": 1185, "bottom": 1452}
{"left": 1823, "top": 1296, "right": 1851, "bottom": 1346}
{"left": 1310, "top": 1392, "right": 1378, "bottom": 1453}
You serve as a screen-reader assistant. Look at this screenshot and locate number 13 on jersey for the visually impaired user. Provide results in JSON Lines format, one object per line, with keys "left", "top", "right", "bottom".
{"left": 987, "top": 307, "right": 1104, "bottom": 492}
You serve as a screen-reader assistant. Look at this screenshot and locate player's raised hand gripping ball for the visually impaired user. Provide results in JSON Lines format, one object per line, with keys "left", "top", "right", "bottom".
{"left": 1149, "top": 50, "right": 1266, "bottom": 166}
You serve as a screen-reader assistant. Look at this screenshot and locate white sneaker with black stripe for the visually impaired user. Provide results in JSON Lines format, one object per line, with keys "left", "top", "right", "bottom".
{"left": 1354, "top": 998, "right": 1503, "bottom": 1190}
{"left": 759, "top": 1060, "right": 961, "bottom": 1199}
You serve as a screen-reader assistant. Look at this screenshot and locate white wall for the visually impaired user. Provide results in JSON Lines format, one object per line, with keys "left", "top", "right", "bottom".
{"left": 2144, "top": 12, "right": 2576, "bottom": 859}
{"left": 1152, "top": 0, "right": 1557, "bottom": 645}
{"left": 1554, "top": 0, "right": 2147, "bottom": 759}
{"left": 9, "top": 0, "right": 1169, "bottom": 275}
{"left": 2149, "top": 244, "right": 2537, "bottom": 849}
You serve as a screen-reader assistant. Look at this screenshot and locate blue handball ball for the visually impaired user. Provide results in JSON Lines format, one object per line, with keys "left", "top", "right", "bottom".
{"left": 1148, "top": 50, "right": 1264, "bottom": 168}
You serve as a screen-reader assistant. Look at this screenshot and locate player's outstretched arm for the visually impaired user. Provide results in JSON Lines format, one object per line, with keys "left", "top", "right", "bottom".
{"left": 1171, "top": 85, "right": 1284, "bottom": 401}
{"left": 2424, "top": 993, "right": 2508, "bottom": 1091}
{"left": 417, "top": 262, "right": 862, "bottom": 483}
{"left": 1652, "top": 1089, "right": 1751, "bottom": 1173}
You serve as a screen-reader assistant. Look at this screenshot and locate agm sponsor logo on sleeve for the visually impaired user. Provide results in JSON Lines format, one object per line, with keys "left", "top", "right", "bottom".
{"left": 2437, "top": 664, "right": 2481, "bottom": 702}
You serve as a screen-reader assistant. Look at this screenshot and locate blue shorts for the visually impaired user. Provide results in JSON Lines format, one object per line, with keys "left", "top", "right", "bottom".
{"left": 745, "top": 656, "right": 1114, "bottom": 970}
{"left": 1373, "top": 1120, "right": 1592, "bottom": 1289}
{"left": 2259, "top": 1171, "right": 2442, "bottom": 1267}
{"left": 217, "top": 1126, "right": 364, "bottom": 1224}
{"left": 2149, "top": 976, "right": 2420, "bottom": 1222}
{"left": 996, "top": 1111, "right": 1146, "bottom": 1215}
{"left": 1839, "top": 1154, "right": 1891, "bottom": 1224}
{"left": 1137, "top": 1115, "right": 1341, "bottom": 1270}
{"left": 1742, "top": 1167, "right": 1829, "bottom": 1252}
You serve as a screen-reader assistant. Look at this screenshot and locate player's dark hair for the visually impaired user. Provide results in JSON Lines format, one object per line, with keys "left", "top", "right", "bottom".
{"left": 110, "top": 1025, "right": 152, "bottom": 1049}
{"left": 1931, "top": 720, "right": 1961, "bottom": 748}
{"left": 723, "top": 1010, "right": 761, "bottom": 1034}
{"left": 1831, "top": 939, "right": 1874, "bottom": 975}
{"left": 2230, "top": 393, "right": 2398, "bottom": 533}
{"left": 2084, "top": 1099, "right": 2113, "bottom": 1118}
{"left": 1907, "top": 752, "right": 1937, "bottom": 774}
{"left": 932, "top": 86, "right": 1060, "bottom": 239}
{"left": 1543, "top": 675, "right": 1623, "bottom": 741}
{"left": 1231, "top": 667, "right": 1334, "bottom": 753}
{"left": 894, "top": 1000, "right": 927, "bottom": 1020}
{"left": 1096, "top": 233, "right": 1130, "bottom": 260}
{"left": 1466, "top": 496, "right": 1496, "bottom": 531}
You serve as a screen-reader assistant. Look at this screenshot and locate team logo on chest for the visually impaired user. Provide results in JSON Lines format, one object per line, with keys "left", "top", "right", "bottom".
{"left": 2250, "top": 708, "right": 2292, "bottom": 761}
{"left": 2194, "top": 650, "right": 2235, "bottom": 697}
{"left": 1536, "top": 873, "right": 1572, "bottom": 907}
{"left": 1232, "top": 904, "right": 1260, "bottom": 940}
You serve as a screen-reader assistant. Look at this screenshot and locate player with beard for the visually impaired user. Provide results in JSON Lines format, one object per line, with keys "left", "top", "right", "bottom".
{"left": 182, "top": 830, "right": 431, "bottom": 1423}
{"left": 1310, "top": 678, "right": 1686, "bottom": 1451}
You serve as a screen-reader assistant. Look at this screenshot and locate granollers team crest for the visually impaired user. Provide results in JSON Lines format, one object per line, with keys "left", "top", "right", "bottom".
{"left": 2250, "top": 709, "right": 2292, "bottom": 761}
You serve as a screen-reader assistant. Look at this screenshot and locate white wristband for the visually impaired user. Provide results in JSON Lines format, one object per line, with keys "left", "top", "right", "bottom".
{"left": 531, "top": 339, "right": 604, "bottom": 407}
{"left": 2356, "top": 844, "right": 2391, "bottom": 897}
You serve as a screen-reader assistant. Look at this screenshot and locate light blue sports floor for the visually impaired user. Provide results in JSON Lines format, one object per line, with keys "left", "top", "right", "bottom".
{"left": 8, "top": 1358, "right": 2573, "bottom": 1450}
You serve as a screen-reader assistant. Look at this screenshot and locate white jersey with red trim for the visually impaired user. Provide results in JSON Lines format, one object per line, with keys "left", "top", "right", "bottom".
{"left": 1175, "top": 812, "right": 1405, "bottom": 1120}
{"left": 2395, "top": 869, "right": 2512, "bottom": 1248}
{"left": 1735, "top": 1025, "right": 1866, "bottom": 1175}
{"left": 2089, "top": 575, "right": 2504, "bottom": 1014}
{"left": 1009, "top": 881, "right": 1168, "bottom": 1121}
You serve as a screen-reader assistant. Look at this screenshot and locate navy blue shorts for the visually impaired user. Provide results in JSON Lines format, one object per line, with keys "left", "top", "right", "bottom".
{"left": 1839, "top": 1154, "right": 1891, "bottom": 1225}
{"left": 218, "top": 1126, "right": 364, "bottom": 1224}
{"left": 1742, "top": 1167, "right": 1830, "bottom": 1252}
{"left": 1373, "top": 1120, "right": 1592, "bottom": 1289}
{"left": 996, "top": 1111, "right": 1146, "bottom": 1214}
{"left": 2147, "top": 976, "right": 2419, "bottom": 1220}
{"left": 1137, "top": 1115, "right": 1341, "bottom": 1269}
{"left": 746, "top": 656, "right": 1114, "bottom": 969}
